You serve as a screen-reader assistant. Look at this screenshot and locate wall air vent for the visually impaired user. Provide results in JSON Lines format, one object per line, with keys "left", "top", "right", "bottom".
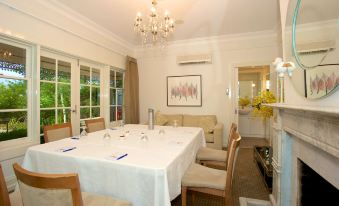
{"left": 297, "top": 40, "right": 335, "bottom": 55}
{"left": 177, "top": 54, "right": 212, "bottom": 65}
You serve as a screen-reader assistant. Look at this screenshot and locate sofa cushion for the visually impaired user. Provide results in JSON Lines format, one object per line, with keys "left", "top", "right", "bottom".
{"left": 155, "top": 111, "right": 168, "bottom": 126}
{"left": 164, "top": 114, "right": 183, "bottom": 126}
{"left": 183, "top": 115, "right": 216, "bottom": 142}
{"left": 155, "top": 112, "right": 183, "bottom": 126}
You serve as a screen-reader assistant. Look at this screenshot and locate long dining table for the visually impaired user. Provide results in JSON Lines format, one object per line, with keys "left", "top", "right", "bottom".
{"left": 22, "top": 124, "right": 206, "bottom": 206}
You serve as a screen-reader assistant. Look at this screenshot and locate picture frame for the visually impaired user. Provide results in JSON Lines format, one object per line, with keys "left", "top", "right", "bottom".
{"left": 305, "top": 67, "right": 339, "bottom": 99}
{"left": 167, "top": 75, "right": 202, "bottom": 107}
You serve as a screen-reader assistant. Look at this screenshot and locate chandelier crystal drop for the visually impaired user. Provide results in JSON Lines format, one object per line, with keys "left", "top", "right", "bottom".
{"left": 134, "top": 0, "right": 175, "bottom": 45}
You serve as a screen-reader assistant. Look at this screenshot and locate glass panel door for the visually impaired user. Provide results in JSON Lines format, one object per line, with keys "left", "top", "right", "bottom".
{"left": 40, "top": 51, "right": 78, "bottom": 140}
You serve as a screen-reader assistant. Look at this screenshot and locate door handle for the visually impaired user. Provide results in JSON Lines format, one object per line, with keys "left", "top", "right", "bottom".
{"left": 71, "top": 105, "right": 77, "bottom": 113}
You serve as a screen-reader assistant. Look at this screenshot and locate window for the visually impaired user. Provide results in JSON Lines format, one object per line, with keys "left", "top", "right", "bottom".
{"left": 40, "top": 56, "right": 72, "bottom": 134}
{"left": 0, "top": 42, "right": 30, "bottom": 142}
{"left": 109, "top": 69, "right": 124, "bottom": 122}
{"left": 80, "top": 65, "right": 100, "bottom": 120}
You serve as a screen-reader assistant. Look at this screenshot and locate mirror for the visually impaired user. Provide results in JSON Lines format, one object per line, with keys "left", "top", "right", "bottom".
{"left": 285, "top": 0, "right": 339, "bottom": 99}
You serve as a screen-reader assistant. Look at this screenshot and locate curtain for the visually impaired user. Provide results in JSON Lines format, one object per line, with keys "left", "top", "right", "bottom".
{"left": 124, "top": 56, "right": 140, "bottom": 124}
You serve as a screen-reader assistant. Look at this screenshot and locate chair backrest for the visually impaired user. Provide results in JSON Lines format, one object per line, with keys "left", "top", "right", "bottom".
{"left": 0, "top": 164, "right": 11, "bottom": 206}
{"left": 225, "top": 123, "right": 238, "bottom": 167}
{"left": 13, "top": 163, "right": 83, "bottom": 206}
{"left": 85, "top": 118, "right": 105, "bottom": 133}
{"left": 224, "top": 132, "right": 241, "bottom": 195}
{"left": 43, "top": 123, "right": 73, "bottom": 143}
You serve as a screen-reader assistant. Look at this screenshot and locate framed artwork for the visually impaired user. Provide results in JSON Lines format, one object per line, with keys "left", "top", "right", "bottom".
{"left": 167, "top": 75, "right": 202, "bottom": 107}
{"left": 305, "top": 67, "right": 339, "bottom": 99}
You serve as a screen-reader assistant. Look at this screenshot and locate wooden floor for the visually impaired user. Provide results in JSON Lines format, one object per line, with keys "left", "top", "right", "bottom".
{"left": 171, "top": 137, "right": 270, "bottom": 206}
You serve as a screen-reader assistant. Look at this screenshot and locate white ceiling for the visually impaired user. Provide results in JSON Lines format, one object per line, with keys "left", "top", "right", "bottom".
{"left": 56, "top": 0, "right": 279, "bottom": 45}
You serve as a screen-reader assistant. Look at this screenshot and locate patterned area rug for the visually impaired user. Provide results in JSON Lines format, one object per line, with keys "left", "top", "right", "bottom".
{"left": 171, "top": 138, "right": 270, "bottom": 206}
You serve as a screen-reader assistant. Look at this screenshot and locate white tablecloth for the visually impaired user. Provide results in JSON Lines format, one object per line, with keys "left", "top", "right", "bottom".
{"left": 22, "top": 124, "right": 205, "bottom": 206}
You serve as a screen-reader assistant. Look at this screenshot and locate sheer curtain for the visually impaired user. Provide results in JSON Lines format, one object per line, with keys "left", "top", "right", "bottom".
{"left": 124, "top": 56, "right": 140, "bottom": 124}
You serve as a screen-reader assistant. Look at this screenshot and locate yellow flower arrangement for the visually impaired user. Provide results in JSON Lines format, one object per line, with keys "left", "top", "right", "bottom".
{"left": 252, "top": 91, "right": 276, "bottom": 119}
{"left": 238, "top": 97, "right": 251, "bottom": 108}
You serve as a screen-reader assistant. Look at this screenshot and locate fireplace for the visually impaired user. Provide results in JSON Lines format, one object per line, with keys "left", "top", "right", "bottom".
{"left": 268, "top": 104, "right": 339, "bottom": 206}
{"left": 298, "top": 159, "right": 339, "bottom": 205}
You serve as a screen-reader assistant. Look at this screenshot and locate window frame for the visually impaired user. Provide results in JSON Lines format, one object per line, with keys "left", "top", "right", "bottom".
{"left": 109, "top": 68, "right": 125, "bottom": 123}
{"left": 0, "top": 36, "right": 36, "bottom": 149}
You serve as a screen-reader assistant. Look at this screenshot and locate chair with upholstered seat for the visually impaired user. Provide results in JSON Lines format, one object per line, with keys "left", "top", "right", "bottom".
{"left": 43, "top": 122, "right": 73, "bottom": 143}
{"left": 196, "top": 123, "right": 238, "bottom": 169}
{"left": 12, "top": 163, "right": 131, "bottom": 206}
{"left": 181, "top": 132, "right": 241, "bottom": 206}
{"left": 0, "top": 164, "right": 23, "bottom": 206}
{"left": 84, "top": 118, "right": 105, "bottom": 133}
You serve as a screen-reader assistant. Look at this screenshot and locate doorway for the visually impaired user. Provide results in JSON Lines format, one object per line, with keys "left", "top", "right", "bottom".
{"left": 236, "top": 65, "right": 270, "bottom": 138}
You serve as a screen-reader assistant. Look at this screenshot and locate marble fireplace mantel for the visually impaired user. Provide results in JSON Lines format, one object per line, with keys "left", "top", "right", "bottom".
{"left": 265, "top": 103, "right": 339, "bottom": 206}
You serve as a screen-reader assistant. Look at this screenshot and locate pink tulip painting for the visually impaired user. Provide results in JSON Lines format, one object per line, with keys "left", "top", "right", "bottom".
{"left": 307, "top": 69, "right": 338, "bottom": 98}
{"left": 167, "top": 75, "right": 202, "bottom": 106}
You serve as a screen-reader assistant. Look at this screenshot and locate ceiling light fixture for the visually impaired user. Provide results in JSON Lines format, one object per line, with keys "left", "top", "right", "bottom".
{"left": 134, "top": 0, "right": 175, "bottom": 45}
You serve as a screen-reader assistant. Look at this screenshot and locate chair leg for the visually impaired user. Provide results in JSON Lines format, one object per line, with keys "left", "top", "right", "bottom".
{"left": 181, "top": 186, "right": 187, "bottom": 206}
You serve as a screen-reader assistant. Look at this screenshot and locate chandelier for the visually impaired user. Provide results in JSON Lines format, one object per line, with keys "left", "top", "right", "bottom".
{"left": 134, "top": 0, "right": 175, "bottom": 45}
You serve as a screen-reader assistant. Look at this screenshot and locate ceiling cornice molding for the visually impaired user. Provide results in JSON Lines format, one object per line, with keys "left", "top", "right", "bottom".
{"left": 134, "top": 29, "right": 278, "bottom": 52}
{"left": 285, "top": 19, "right": 337, "bottom": 34}
{"left": 38, "top": 0, "right": 134, "bottom": 50}
{"left": 0, "top": 0, "right": 133, "bottom": 56}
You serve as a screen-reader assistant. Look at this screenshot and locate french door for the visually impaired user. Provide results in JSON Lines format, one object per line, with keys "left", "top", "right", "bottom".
{"left": 39, "top": 51, "right": 79, "bottom": 136}
{"left": 39, "top": 51, "right": 104, "bottom": 138}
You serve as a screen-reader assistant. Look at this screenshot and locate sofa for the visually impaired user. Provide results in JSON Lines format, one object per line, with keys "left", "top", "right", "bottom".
{"left": 154, "top": 111, "right": 223, "bottom": 149}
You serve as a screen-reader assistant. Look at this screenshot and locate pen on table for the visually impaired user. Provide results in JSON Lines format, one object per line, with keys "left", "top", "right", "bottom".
{"left": 63, "top": 147, "right": 76, "bottom": 152}
{"left": 117, "top": 153, "right": 128, "bottom": 160}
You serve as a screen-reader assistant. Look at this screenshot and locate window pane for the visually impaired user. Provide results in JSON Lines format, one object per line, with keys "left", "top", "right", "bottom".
{"left": 110, "top": 89, "right": 116, "bottom": 105}
{"left": 57, "top": 60, "right": 71, "bottom": 83}
{"left": 92, "top": 107, "right": 100, "bottom": 118}
{"left": 91, "top": 87, "right": 100, "bottom": 106}
{"left": 57, "top": 83, "right": 71, "bottom": 107}
{"left": 117, "top": 89, "right": 123, "bottom": 105}
{"left": 0, "top": 79, "right": 27, "bottom": 109}
{"left": 0, "top": 111, "right": 27, "bottom": 142}
{"left": 0, "top": 42, "right": 26, "bottom": 78}
{"left": 116, "top": 72, "right": 123, "bottom": 88}
{"left": 40, "top": 110, "right": 56, "bottom": 133}
{"left": 57, "top": 109, "right": 71, "bottom": 124}
{"left": 80, "top": 65, "right": 90, "bottom": 85}
{"left": 40, "top": 56, "right": 56, "bottom": 81}
{"left": 110, "top": 106, "right": 116, "bottom": 122}
{"left": 109, "top": 70, "right": 115, "bottom": 87}
{"left": 80, "top": 86, "right": 90, "bottom": 106}
{"left": 80, "top": 107, "right": 90, "bottom": 119}
{"left": 92, "top": 68, "right": 100, "bottom": 86}
{"left": 40, "top": 82, "right": 55, "bottom": 108}
{"left": 117, "top": 106, "right": 123, "bottom": 120}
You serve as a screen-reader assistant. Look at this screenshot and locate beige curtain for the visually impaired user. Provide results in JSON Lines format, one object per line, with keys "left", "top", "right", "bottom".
{"left": 124, "top": 56, "right": 140, "bottom": 124}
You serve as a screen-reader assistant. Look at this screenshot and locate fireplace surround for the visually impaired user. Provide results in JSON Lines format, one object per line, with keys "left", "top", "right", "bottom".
{"left": 267, "top": 104, "right": 339, "bottom": 206}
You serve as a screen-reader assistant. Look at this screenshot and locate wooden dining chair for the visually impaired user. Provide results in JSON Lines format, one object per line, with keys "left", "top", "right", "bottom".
{"left": 196, "top": 123, "right": 238, "bottom": 169}
{"left": 84, "top": 118, "right": 105, "bottom": 133}
{"left": 0, "top": 164, "right": 11, "bottom": 206}
{"left": 181, "top": 132, "right": 241, "bottom": 206}
{"left": 12, "top": 163, "right": 131, "bottom": 206}
{"left": 0, "top": 164, "right": 23, "bottom": 206}
{"left": 43, "top": 122, "right": 73, "bottom": 143}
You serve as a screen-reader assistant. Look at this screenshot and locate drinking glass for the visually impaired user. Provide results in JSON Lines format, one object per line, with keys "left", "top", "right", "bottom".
{"left": 103, "top": 129, "right": 111, "bottom": 143}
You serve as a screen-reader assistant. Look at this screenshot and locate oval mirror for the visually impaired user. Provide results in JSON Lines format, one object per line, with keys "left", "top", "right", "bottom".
{"left": 285, "top": 0, "right": 339, "bottom": 99}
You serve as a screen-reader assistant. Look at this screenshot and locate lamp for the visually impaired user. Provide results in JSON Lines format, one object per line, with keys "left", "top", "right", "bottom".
{"left": 273, "top": 58, "right": 296, "bottom": 77}
{"left": 134, "top": 0, "right": 175, "bottom": 45}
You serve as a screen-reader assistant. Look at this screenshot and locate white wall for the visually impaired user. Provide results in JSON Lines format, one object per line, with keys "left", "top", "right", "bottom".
{"left": 0, "top": 0, "right": 133, "bottom": 191}
{"left": 135, "top": 32, "right": 279, "bottom": 147}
